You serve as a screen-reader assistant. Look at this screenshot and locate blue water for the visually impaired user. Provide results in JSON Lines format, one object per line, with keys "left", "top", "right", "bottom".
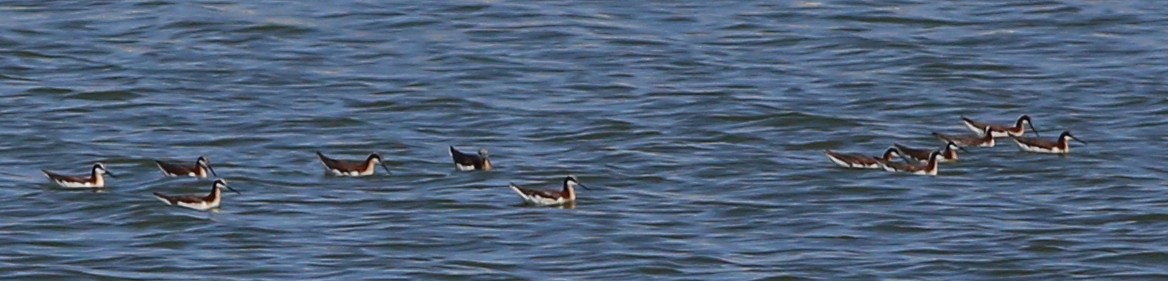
{"left": 2, "top": 1, "right": 1167, "bottom": 279}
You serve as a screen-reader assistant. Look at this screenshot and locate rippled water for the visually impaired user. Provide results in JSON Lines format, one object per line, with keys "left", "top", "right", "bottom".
{"left": 2, "top": 1, "right": 1167, "bottom": 279}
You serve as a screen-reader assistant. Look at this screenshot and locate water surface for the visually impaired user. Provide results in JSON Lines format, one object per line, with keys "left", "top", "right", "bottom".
{"left": 1, "top": 1, "right": 1167, "bottom": 279}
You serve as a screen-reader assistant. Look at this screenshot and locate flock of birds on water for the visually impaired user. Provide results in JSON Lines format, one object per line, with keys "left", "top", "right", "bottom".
{"left": 41, "top": 146, "right": 586, "bottom": 211}
{"left": 39, "top": 114, "right": 1085, "bottom": 212}
{"left": 824, "top": 114, "right": 1087, "bottom": 176}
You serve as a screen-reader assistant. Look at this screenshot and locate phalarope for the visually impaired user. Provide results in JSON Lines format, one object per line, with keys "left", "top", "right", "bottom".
{"left": 316, "top": 151, "right": 390, "bottom": 176}
{"left": 933, "top": 127, "right": 995, "bottom": 147}
{"left": 1009, "top": 131, "right": 1086, "bottom": 154}
{"left": 155, "top": 155, "right": 217, "bottom": 178}
{"left": 825, "top": 148, "right": 902, "bottom": 169}
{"left": 153, "top": 179, "right": 240, "bottom": 211}
{"left": 893, "top": 141, "right": 966, "bottom": 163}
{"left": 962, "top": 114, "right": 1040, "bottom": 138}
{"left": 882, "top": 151, "right": 943, "bottom": 176}
{"left": 449, "top": 146, "right": 492, "bottom": 171}
{"left": 509, "top": 175, "right": 590, "bottom": 206}
{"left": 42, "top": 162, "right": 115, "bottom": 188}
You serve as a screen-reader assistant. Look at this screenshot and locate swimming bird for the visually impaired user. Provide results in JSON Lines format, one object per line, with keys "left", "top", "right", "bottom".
{"left": 316, "top": 151, "right": 390, "bottom": 176}
{"left": 509, "top": 175, "right": 590, "bottom": 206}
{"left": 825, "top": 148, "right": 903, "bottom": 169}
{"left": 933, "top": 127, "right": 995, "bottom": 147}
{"left": 893, "top": 141, "right": 967, "bottom": 163}
{"left": 882, "top": 151, "right": 943, "bottom": 176}
{"left": 962, "top": 114, "right": 1040, "bottom": 138}
{"left": 42, "top": 162, "right": 115, "bottom": 188}
{"left": 449, "top": 146, "right": 492, "bottom": 171}
{"left": 1009, "top": 131, "right": 1087, "bottom": 154}
{"left": 155, "top": 155, "right": 217, "bottom": 178}
{"left": 153, "top": 179, "right": 240, "bottom": 211}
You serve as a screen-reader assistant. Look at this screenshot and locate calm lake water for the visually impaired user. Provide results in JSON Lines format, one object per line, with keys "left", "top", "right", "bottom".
{"left": 2, "top": 1, "right": 1167, "bottom": 280}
